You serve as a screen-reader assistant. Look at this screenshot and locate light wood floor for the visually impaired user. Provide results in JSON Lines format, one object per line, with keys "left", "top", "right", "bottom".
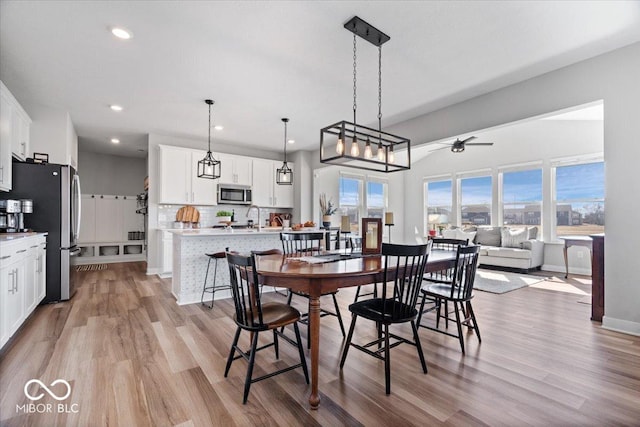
{"left": 1, "top": 262, "right": 639, "bottom": 426}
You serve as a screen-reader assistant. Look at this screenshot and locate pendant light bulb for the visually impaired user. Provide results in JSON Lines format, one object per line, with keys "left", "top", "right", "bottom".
{"left": 350, "top": 135, "right": 360, "bottom": 157}
{"left": 336, "top": 133, "right": 344, "bottom": 155}
{"left": 388, "top": 145, "right": 395, "bottom": 164}
{"left": 364, "top": 137, "right": 372, "bottom": 159}
{"left": 377, "top": 142, "right": 385, "bottom": 161}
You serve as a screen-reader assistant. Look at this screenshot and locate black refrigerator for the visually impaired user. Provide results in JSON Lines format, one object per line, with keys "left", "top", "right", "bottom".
{"left": 7, "top": 162, "right": 81, "bottom": 302}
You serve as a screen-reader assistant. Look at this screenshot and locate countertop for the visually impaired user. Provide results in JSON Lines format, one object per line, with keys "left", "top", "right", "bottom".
{"left": 0, "top": 232, "right": 48, "bottom": 244}
{"left": 168, "top": 227, "right": 323, "bottom": 237}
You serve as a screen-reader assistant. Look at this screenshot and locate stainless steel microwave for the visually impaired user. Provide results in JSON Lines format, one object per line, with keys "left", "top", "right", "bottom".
{"left": 217, "top": 184, "right": 252, "bottom": 205}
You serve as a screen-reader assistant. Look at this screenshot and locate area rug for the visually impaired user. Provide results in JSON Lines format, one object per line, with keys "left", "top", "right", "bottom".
{"left": 76, "top": 264, "right": 108, "bottom": 272}
{"left": 473, "top": 269, "right": 545, "bottom": 294}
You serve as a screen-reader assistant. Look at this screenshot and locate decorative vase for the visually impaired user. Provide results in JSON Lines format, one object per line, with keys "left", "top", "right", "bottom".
{"left": 322, "top": 215, "right": 331, "bottom": 228}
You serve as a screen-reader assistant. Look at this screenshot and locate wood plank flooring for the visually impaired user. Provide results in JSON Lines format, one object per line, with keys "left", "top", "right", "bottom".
{"left": 1, "top": 262, "right": 639, "bottom": 426}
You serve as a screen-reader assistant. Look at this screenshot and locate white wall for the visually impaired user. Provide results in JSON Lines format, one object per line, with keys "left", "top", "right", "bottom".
{"left": 389, "top": 42, "right": 640, "bottom": 335}
{"left": 78, "top": 150, "right": 147, "bottom": 195}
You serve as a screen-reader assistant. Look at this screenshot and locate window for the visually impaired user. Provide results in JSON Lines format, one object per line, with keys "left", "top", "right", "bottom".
{"left": 339, "top": 174, "right": 388, "bottom": 233}
{"left": 424, "top": 179, "right": 452, "bottom": 233}
{"left": 502, "top": 168, "right": 542, "bottom": 230}
{"left": 339, "top": 175, "right": 362, "bottom": 232}
{"left": 460, "top": 175, "right": 492, "bottom": 226}
{"left": 366, "top": 181, "right": 386, "bottom": 219}
{"left": 554, "top": 161, "right": 604, "bottom": 237}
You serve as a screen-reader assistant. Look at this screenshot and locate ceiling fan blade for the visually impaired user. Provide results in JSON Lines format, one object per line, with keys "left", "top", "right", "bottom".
{"left": 466, "top": 142, "right": 494, "bottom": 146}
{"left": 460, "top": 136, "right": 477, "bottom": 143}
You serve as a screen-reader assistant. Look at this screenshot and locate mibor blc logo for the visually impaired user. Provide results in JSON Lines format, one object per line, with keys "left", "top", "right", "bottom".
{"left": 16, "top": 379, "right": 79, "bottom": 414}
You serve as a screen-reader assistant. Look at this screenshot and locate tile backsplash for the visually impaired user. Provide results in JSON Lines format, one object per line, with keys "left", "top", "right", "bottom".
{"left": 157, "top": 204, "right": 292, "bottom": 229}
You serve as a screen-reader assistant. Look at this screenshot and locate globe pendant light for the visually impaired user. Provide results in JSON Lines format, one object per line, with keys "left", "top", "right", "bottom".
{"left": 276, "top": 118, "right": 293, "bottom": 185}
{"left": 320, "top": 16, "right": 410, "bottom": 173}
{"left": 197, "top": 99, "right": 221, "bottom": 179}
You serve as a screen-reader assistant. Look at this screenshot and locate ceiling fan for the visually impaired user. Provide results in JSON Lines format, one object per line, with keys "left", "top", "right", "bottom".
{"left": 436, "top": 136, "right": 494, "bottom": 153}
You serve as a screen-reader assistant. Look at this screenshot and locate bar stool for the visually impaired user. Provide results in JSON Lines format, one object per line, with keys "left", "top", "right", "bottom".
{"left": 201, "top": 251, "right": 230, "bottom": 309}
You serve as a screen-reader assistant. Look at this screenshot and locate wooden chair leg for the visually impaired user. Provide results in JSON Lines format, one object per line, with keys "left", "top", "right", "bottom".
{"left": 339, "top": 314, "right": 358, "bottom": 368}
{"left": 467, "top": 301, "right": 481, "bottom": 342}
{"left": 242, "top": 331, "right": 260, "bottom": 404}
{"left": 332, "top": 293, "right": 346, "bottom": 337}
{"left": 293, "top": 322, "right": 309, "bottom": 383}
{"left": 384, "top": 323, "right": 391, "bottom": 395}
{"left": 273, "top": 329, "right": 279, "bottom": 359}
{"left": 224, "top": 327, "right": 241, "bottom": 377}
{"left": 411, "top": 320, "right": 428, "bottom": 374}
{"left": 453, "top": 301, "right": 465, "bottom": 354}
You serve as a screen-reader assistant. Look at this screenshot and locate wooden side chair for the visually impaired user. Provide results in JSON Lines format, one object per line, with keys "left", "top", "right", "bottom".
{"left": 251, "top": 248, "right": 286, "bottom": 296}
{"left": 280, "top": 232, "right": 346, "bottom": 340}
{"left": 417, "top": 244, "right": 481, "bottom": 354}
{"left": 224, "top": 252, "right": 309, "bottom": 404}
{"left": 340, "top": 241, "right": 432, "bottom": 395}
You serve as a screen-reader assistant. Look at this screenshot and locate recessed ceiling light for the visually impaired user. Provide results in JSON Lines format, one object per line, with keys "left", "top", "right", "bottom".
{"left": 287, "top": 139, "right": 295, "bottom": 144}
{"left": 110, "top": 105, "right": 123, "bottom": 112}
{"left": 214, "top": 125, "right": 224, "bottom": 131}
{"left": 111, "top": 138, "right": 120, "bottom": 144}
{"left": 111, "top": 27, "right": 132, "bottom": 40}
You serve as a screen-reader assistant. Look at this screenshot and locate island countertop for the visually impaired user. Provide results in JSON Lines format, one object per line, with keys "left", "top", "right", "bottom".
{"left": 168, "top": 228, "right": 323, "bottom": 237}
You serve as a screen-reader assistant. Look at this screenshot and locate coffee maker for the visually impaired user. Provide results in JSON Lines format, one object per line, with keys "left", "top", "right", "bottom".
{"left": 0, "top": 199, "right": 32, "bottom": 233}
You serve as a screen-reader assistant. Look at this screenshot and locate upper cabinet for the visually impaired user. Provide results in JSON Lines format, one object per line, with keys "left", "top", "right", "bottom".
{"left": 0, "top": 81, "right": 32, "bottom": 191}
{"left": 252, "top": 159, "right": 294, "bottom": 208}
{"left": 158, "top": 145, "right": 217, "bottom": 205}
{"left": 217, "top": 153, "right": 252, "bottom": 186}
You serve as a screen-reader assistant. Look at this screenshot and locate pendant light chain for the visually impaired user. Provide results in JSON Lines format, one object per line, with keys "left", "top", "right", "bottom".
{"left": 353, "top": 33, "right": 357, "bottom": 125}
{"left": 207, "top": 100, "right": 213, "bottom": 152}
{"left": 283, "top": 119, "right": 288, "bottom": 162}
{"left": 378, "top": 45, "right": 382, "bottom": 132}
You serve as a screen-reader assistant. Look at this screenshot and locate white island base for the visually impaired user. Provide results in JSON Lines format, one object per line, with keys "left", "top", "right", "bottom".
{"left": 170, "top": 230, "right": 285, "bottom": 305}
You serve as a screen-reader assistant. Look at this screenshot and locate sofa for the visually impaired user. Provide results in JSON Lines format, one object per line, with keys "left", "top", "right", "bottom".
{"left": 442, "top": 226, "right": 544, "bottom": 273}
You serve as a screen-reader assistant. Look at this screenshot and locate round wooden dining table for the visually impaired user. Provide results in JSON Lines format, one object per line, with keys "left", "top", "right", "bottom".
{"left": 255, "top": 250, "right": 456, "bottom": 409}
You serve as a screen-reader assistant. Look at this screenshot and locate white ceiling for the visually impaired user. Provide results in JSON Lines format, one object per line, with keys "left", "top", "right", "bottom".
{"left": 1, "top": 1, "right": 638, "bottom": 159}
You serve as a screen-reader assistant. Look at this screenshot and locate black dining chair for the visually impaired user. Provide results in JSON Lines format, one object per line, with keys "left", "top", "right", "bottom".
{"left": 417, "top": 244, "right": 481, "bottom": 354}
{"left": 224, "top": 252, "right": 309, "bottom": 404}
{"left": 340, "top": 241, "right": 431, "bottom": 395}
{"left": 349, "top": 236, "right": 378, "bottom": 302}
{"left": 251, "top": 248, "right": 286, "bottom": 296}
{"left": 280, "top": 232, "right": 346, "bottom": 340}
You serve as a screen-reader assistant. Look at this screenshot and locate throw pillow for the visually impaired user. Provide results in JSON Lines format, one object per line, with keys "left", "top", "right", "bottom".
{"left": 441, "top": 229, "right": 458, "bottom": 239}
{"left": 475, "top": 226, "right": 501, "bottom": 247}
{"left": 527, "top": 226, "right": 538, "bottom": 240}
{"left": 457, "top": 229, "right": 477, "bottom": 244}
{"left": 501, "top": 227, "right": 529, "bottom": 248}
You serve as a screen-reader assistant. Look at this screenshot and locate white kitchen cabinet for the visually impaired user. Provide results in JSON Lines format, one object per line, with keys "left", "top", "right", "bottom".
{"left": 36, "top": 239, "right": 46, "bottom": 303}
{"left": 0, "top": 234, "right": 46, "bottom": 350}
{"left": 252, "top": 159, "right": 294, "bottom": 208}
{"left": 0, "top": 81, "right": 31, "bottom": 163}
{"left": 0, "top": 91, "right": 12, "bottom": 191}
{"left": 79, "top": 194, "right": 96, "bottom": 243}
{"left": 217, "top": 153, "right": 252, "bottom": 186}
{"left": 158, "top": 145, "right": 217, "bottom": 205}
{"left": 11, "top": 108, "right": 30, "bottom": 161}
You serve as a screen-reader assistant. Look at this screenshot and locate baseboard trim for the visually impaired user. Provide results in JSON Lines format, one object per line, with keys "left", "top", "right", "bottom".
{"left": 602, "top": 316, "right": 640, "bottom": 337}
{"left": 542, "top": 264, "right": 591, "bottom": 276}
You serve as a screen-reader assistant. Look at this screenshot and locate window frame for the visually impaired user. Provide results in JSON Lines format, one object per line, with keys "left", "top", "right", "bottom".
{"left": 499, "top": 162, "right": 544, "bottom": 233}
{"left": 457, "top": 170, "right": 493, "bottom": 227}
{"left": 339, "top": 172, "right": 389, "bottom": 234}
{"left": 423, "top": 175, "right": 454, "bottom": 236}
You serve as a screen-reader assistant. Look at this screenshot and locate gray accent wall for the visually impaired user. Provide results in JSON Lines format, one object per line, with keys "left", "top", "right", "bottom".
{"left": 78, "top": 150, "right": 147, "bottom": 195}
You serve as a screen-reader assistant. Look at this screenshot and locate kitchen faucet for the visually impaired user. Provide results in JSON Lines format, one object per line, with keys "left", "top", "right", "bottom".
{"left": 246, "top": 205, "right": 262, "bottom": 231}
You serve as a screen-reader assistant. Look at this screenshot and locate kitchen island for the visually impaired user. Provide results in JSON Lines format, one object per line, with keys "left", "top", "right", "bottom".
{"left": 169, "top": 228, "right": 327, "bottom": 305}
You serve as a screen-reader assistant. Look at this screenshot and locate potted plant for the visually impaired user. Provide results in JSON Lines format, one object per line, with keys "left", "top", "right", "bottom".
{"left": 216, "top": 210, "right": 233, "bottom": 223}
{"left": 319, "top": 193, "right": 337, "bottom": 227}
